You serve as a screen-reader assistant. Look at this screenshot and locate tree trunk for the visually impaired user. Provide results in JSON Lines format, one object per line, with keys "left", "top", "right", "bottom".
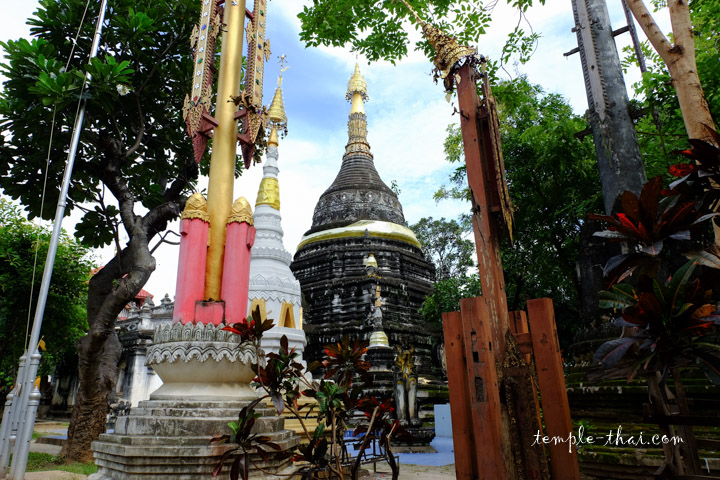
{"left": 61, "top": 332, "right": 122, "bottom": 463}
{"left": 58, "top": 123, "right": 191, "bottom": 462}
{"left": 668, "top": 53, "right": 716, "bottom": 144}
{"left": 60, "top": 235, "right": 156, "bottom": 461}
{"left": 626, "top": 0, "right": 718, "bottom": 146}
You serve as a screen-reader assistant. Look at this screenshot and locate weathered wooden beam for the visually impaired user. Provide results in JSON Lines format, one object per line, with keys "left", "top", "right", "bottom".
{"left": 459, "top": 297, "right": 509, "bottom": 479}
{"left": 527, "top": 298, "right": 581, "bottom": 480}
{"left": 457, "top": 64, "right": 509, "bottom": 361}
{"left": 442, "top": 310, "right": 478, "bottom": 480}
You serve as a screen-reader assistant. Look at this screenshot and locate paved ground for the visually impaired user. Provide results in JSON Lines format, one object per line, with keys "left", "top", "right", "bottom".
{"left": 25, "top": 471, "right": 87, "bottom": 480}
{"left": 28, "top": 422, "right": 456, "bottom": 479}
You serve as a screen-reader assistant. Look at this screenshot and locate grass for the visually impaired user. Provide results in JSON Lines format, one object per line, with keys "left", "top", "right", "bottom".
{"left": 25, "top": 452, "right": 98, "bottom": 475}
{"left": 31, "top": 431, "right": 52, "bottom": 440}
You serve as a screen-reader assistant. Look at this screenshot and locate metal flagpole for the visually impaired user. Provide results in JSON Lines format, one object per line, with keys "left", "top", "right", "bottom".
{"left": 0, "top": 1, "right": 109, "bottom": 478}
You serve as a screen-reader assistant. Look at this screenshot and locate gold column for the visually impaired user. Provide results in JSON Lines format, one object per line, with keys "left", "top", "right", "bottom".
{"left": 204, "top": 0, "right": 247, "bottom": 300}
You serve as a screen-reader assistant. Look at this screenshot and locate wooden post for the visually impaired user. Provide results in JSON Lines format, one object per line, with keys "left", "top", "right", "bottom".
{"left": 509, "top": 310, "right": 545, "bottom": 437}
{"left": 459, "top": 297, "right": 508, "bottom": 479}
{"left": 527, "top": 298, "right": 580, "bottom": 480}
{"left": 442, "top": 310, "right": 478, "bottom": 480}
{"left": 457, "top": 63, "right": 510, "bottom": 361}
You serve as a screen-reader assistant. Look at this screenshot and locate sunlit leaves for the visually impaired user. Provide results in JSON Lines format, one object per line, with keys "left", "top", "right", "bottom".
{"left": 0, "top": 0, "right": 202, "bottom": 246}
{"left": 298, "top": 0, "right": 544, "bottom": 66}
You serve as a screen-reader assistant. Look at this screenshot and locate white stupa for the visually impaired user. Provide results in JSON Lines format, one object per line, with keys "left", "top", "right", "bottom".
{"left": 249, "top": 72, "right": 307, "bottom": 367}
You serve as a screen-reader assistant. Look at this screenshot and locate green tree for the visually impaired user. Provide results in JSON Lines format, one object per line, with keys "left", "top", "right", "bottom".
{"left": 0, "top": 0, "right": 208, "bottom": 460}
{"left": 438, "top": 77, "right": 603, "bottom": 344}
{"left": 623, "top": 0, "right": 720, "bottom": 168}
{"left": 419, "top": 274, "right": 482, "bottom": 327}
{"left": 0, "top": 199, "right": 93, "bottom": 394}
{"left": 298, "top": 0, "right": 543, "bottom": 67}
{"left": 412, "top": 216, "right": 480, "bottom": 327}
{"left": 411, "top": 216, "right": 474, "bottom": 281}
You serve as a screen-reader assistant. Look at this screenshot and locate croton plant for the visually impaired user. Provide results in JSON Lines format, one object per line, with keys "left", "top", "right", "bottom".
{"left": 591, "top": 138, "right": 720, "bottom": 385}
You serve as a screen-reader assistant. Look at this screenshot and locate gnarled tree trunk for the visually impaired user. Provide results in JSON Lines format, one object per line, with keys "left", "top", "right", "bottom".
{"left": 60, "top": 238, "right": 155, "bottom": 462}
{"left": 59, "top": 138, "right": 191, "bottom": 462}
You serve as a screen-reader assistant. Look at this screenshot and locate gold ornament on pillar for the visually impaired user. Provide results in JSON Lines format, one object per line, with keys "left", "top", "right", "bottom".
{"left": 227, "top": 197, "right": 255, "bottom": 226}
{"left": 181, "top": 193, "right": 210, "bottom": 222}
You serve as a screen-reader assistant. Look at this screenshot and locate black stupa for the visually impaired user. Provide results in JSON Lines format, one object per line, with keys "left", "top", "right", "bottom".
{"left": 290, "top": 65, "right": 444, "bottom": 406}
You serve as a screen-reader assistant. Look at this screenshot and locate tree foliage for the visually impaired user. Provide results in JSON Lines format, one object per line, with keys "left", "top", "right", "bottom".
{"left": 0, "top": 199, "right": 94, "bottom": 393}
{"left": 622, "top": 0, "right": 720, "bottom": 169}
{"left": 298, "top": 0, "right": 543, "bottom": 67}
{"left": 0, "top": 0, "right": 201, "bottom": 243}
{"left": 0, "top": 0, "right": 213, "bottom": 460}
{"left": 411, "top": 216, "right": 480, "bottom": 326}
{"left": 411, "top": 216, "right": 474, "bottom": 281}
{"left": 419, "top": 273, "right": 482, "bottom": 327}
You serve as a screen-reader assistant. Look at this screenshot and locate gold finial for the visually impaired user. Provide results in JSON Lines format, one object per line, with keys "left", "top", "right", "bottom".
{"left": 227, "top": 197, "right": 254, "bottom": 225}
{"left": 267, "top": 87, "right": 287, "bottom": 126}
{"left": 397, "top": 0, "right": 477, "bottom": 92}
{"left": 268, "top": 127, "right": 279, "bottom": 147}
{"left": 266, "top": 56, "right": 288, "bottom": 143}
{"left": 346, "top": 63, "right": 368, "bottom": 103}
{"left": 181, "top": 193, "right": 210, "bottom": 222}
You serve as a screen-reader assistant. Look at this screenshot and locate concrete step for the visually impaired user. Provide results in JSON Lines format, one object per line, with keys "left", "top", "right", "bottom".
{"left": 36, "top": 434, "right": 67, "bottom": 446}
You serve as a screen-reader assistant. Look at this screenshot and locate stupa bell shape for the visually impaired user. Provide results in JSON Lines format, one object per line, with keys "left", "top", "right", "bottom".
{"left": 248, "top": 85, "right": 306, "bottom": 368}
{"left": 291, "top": 64, "right": 438, "bottom": 384}
{"left": 305, "top": 64, "right": 405, "bottom": 235}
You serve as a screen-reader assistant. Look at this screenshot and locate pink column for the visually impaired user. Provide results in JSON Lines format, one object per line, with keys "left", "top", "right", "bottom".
{"left": 221, "top": 218, "right": 256, "bottom": 325}
{"left": 173, "top": 216, "right": 209, "bottom": 324}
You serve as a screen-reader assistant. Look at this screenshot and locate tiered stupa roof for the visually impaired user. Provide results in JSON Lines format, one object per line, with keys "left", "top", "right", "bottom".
{"left": 305, "top": 64, "right": 406, "bottom": 235}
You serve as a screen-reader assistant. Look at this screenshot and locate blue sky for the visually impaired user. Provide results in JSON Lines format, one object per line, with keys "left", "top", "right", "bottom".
{"left": 0, "top": 0, "right": 670, "bottom": 299}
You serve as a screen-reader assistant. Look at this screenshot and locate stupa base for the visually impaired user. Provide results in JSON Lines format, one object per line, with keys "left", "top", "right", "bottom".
{"left": 90, "top": 399, "right": 299, "bottom": 480}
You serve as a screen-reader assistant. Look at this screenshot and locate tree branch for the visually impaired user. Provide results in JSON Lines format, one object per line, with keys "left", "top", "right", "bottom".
{"left": 626, "top": 0, "right": 672, "bottom": 65}
{"left": 667, "top": 0, "right": 695, "bottom": 61}
{"left": 150, "top": 230, "right": 181, "bottom": 254}
{"left": 124, "top": 92, "right": 146, "bottom": 159}
{"left": 142, "top": 199, "right": 185, "bottom": 239}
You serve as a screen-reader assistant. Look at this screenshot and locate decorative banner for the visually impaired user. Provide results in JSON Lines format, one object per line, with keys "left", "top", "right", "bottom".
{"left": 182, "top": 0, "right": 221, "bottom": 164}
{"left": 244, "top": 0, "right": 269, "bottom": 110}
{"left": 238, "top": 0, "right": 269, "bottom": 167}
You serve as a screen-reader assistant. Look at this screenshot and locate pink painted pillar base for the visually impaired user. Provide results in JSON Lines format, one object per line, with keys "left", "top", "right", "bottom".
{"left": 221, "top": 220, "right": 256, "bottom": 325}
{"left": 194, "top": 300, "right": 226, "bottom": 326}
{"left": 173, "top": 216, "right": 209, "bottom": 324}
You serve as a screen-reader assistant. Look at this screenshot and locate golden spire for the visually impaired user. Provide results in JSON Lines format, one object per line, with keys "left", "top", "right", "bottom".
{"left": 346, "top": 63, "right": 368, "bottom": 113}
{"left": 267, "top": 55, "right": 289, "bottom": 147}
{"left": 344, "top": 64, "right": 371, "bottom": 158}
